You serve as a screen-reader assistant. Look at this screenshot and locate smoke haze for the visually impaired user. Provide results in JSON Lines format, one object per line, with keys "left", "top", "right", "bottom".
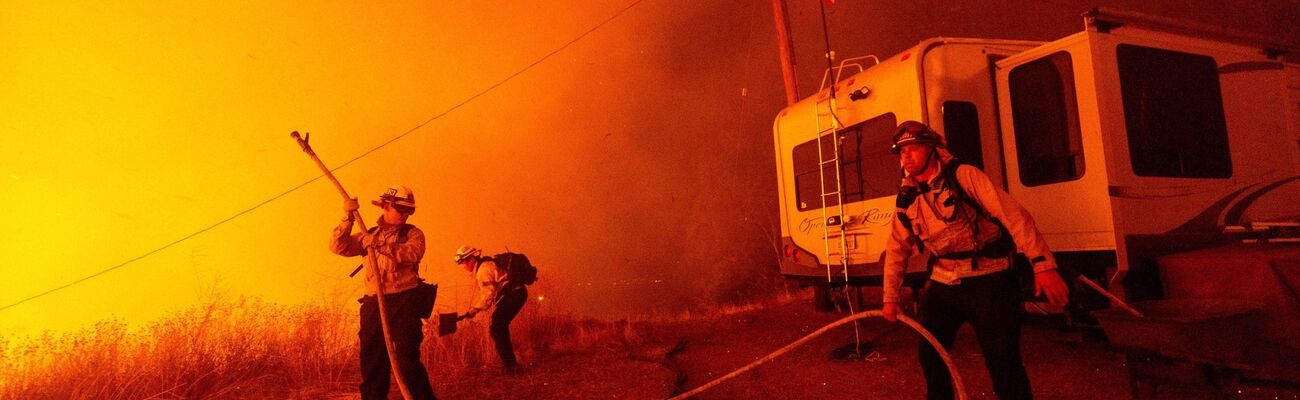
{"left": 1, "top": 0, "right": 1296, "bottom": 335}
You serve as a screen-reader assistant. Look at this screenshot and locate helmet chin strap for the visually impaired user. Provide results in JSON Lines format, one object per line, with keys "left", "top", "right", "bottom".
{"left": 909, "top": 146, "right": 939, "bottom": 183}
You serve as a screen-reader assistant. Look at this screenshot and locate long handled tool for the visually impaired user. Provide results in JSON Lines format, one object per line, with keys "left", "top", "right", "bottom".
{"left": 291, "top": 131, "right": 415, "bottom": 400}
{"left": 1048, "top": 263, "right": 1144, "bottom": 318}
{"left": 1077, "top": 274, "right": 1145, "bottom": 318}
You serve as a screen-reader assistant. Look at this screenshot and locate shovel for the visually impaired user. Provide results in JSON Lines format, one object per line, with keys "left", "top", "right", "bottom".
{"left": 438, "top": 312, "right": 467, "bottom": 336}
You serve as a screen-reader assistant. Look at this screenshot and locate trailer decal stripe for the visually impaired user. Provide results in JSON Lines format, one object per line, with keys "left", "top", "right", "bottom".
{"left": 1222, "top": 175, "right": 1300, "bottom": 225}
{"left": 1218, "top": 61, "right": 1285, "bottom": 74}
{"left": 1164, "top": 182, "right": 1260, "bottom": 234}
{"left": 1164, "top": 174, "right": 1300, "bottom": 234}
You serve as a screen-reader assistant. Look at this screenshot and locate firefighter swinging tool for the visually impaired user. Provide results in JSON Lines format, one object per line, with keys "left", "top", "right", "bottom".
{"left": 290, "top": 131, "right": 416, "bottom": 400}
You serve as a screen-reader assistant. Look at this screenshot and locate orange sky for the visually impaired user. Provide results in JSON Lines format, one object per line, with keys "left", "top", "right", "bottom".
{"left": 1, "top": 0, "right": 790, "bottom": 337}
{"left": 3, "top": 0, "right": 1296, "bottom": 338}
{"left": 0, "top": 1, "right": 640, "bottom": 335}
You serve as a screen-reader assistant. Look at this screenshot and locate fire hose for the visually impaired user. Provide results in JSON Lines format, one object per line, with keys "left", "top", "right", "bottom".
{"left": 290, "top": 131, "right": 415, "bottom": 400}
{"left": 668, "top": 310, "right": 967, "bottom": 400}
{"left": 669, "top": 270, "right": 1142, "bottom": 399}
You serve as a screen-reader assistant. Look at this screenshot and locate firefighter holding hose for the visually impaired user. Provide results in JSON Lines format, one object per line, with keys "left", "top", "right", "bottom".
{"left": 881, "top": 121, "right": 1069, "bottom": 400}
{"left": 331, "top": 185, "right": 436, "bottom": 400}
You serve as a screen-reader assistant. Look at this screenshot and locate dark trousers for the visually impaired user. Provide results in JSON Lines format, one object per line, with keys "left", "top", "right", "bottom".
{"left": 490, "top": 287, "right": 528, "bottom": 367}
{"left": 359, "top": 289, "right": 436, "bottom": 400}
{"left": 918, "top": 271, "right": 1032, "bottom": 400}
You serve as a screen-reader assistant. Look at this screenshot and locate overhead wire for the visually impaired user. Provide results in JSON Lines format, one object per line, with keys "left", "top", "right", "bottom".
{"left": 0, "top": 178, "right": 322, "bottom": 313}
{"left": 0, "top": 0, "right": 649, "bottom": 313}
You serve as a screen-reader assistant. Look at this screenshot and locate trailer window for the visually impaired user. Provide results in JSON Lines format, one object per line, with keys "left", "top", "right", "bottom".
{"left": 857, "top": 113, "right": 901, "bottom": 200}
{"left": 1118, "top": 44, "right": 1231, "bottom": 178}
{"left": 793, "top": 132, "right": 841, "bottom": 211}
{"left": 792, "top": 113, "right": 898, "bottom": 211}
{"left": 1009, "top": 51, "right": 1084, "bottom": 187}
{"left": 943, "top": 101, "right": 984, "bottom": 169}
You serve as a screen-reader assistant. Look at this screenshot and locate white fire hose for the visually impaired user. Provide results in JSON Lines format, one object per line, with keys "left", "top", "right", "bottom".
{"left": 668, "top": 310, "right": 967, "bottom": 400}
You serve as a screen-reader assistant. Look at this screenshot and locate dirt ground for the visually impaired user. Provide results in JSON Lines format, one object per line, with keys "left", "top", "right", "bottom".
{"left": 402, "top": 292, "right": 1300, "bottom": 399}
{"left": 644, "top": 297, "right": 1136, "bottom": 400}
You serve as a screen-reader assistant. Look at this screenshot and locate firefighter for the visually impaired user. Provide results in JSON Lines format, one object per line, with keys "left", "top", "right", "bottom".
{"left": 455, "top": 245, "right": 529, "bottom": 375}
{"left": 881, "top": 121, "right": 1069, "bottom": 400}
{"left": 331, "top": 185, "right": 436, "bottom": 400}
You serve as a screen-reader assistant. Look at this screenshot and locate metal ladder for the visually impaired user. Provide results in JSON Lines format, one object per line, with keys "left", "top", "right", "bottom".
{"left": 814, "top": 55, "right": 876, "bottom": 288}
{"left": 813, "top": 94, "right": 850, "bottom": 287}
{"left": 814, "top": 55, "right": 881, "bottom": 359}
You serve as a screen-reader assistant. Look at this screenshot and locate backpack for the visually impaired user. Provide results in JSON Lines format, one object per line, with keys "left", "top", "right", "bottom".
{"left": 493, "top": 252, "right": 538, "bottom": 287}
{"left": 898, "top": 160, "right": 1041, "bottom": 298}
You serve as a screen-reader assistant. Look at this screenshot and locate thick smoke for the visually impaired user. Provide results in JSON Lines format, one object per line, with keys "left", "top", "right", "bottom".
{"left": 403, "top": 0, "right": 1300, "bottom": 318}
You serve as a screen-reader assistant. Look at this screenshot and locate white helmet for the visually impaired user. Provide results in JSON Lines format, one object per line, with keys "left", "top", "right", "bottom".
{"left": 372, "top": 185, "right": 417, "bottom": 209}
{"left": 453, "top": 245, "right": 482, "bottom": 264}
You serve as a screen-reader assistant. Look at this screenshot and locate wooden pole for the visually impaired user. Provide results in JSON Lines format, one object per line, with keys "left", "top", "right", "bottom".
{"left": 770, "top": 0, "right": 799, "bottom": 106}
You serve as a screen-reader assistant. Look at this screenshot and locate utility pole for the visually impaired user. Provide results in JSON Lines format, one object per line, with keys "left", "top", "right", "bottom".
{"left": 771, "top": 0, "right": 799, "bottom": 106}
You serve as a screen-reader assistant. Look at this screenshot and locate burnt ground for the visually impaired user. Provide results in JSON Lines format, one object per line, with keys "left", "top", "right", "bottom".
{"left": 642, "top": 298, "right": 1134, "bottom": 400}
{"left": 355, "top": 292, "right": 1300, "bottom": 399}
{"left": 651, "top": 294, "right": 1300, "bottom": 400}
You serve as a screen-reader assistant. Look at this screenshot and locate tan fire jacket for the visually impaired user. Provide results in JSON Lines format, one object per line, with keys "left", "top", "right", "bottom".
{"left": 471, "top": 259, "right": 510, "bottom": 311}
{"left": 330, "top": 217, "right": 426, "bottom": 295}
{"left": 883, "top": 153, "right": 1057, "bottom": 303}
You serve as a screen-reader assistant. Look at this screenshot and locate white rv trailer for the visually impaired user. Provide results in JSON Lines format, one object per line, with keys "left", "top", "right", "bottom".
{"left": 772, "top": 8, "right": 1300, "bottom": 303}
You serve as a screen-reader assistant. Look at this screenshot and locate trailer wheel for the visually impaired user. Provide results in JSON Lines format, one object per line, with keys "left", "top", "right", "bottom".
{"left": 811, "top": 284, "right": 835, "bottom": 312}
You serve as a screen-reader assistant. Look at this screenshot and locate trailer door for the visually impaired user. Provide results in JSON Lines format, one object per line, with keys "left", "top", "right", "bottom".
{"left": 993, "top": 39, "right": 1116, "bottom": 252}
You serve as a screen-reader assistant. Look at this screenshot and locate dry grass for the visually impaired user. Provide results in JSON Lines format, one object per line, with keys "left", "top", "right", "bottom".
{"left": 0, "top": 297, "right": 357, "bottom": 400}
{"left": 0, "top": 293, "right": 652, "bottom": 400}
{"left": 427, "top": 307, "right": 645, "bottom": 375}
{"left": 0, "top": 259, "right": 798, "bottom": 400}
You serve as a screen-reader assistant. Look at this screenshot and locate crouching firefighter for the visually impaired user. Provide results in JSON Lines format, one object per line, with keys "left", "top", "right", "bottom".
{"left": 880, "top": 121, "right": 1069, "bottom": 400}
{"left": 331, "top": 185, "right": 438, "bottom": 400}
{"left": 454, "top": 246, "right": 530, "bottom": 375}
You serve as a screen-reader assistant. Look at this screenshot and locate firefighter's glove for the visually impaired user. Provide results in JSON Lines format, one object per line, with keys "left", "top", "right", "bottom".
{"left": 882, "top": 302, "right": 902, "bottom": 322}
{"left": 896, "top": 185, "right": 921, "bottom": 209}
{"left": 343, "top": 198, "right": 360, "bottom": 219}
{"left": 1034, "top": 270, "right": 1070, "bottom": 306}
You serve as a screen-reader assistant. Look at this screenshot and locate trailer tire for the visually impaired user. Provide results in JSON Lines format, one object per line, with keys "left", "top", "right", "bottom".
{"left": 811, "top": 284, "right": 835, "bottom": 312}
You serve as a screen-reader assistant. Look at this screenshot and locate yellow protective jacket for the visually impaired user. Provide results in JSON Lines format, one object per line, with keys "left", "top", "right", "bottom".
{"left": 883, "top": 153, "right": 1057, "bottom": 303}
{"left": 470, "top": 259, "right": 510, "bottom": 312}
{"left": 330, "top": 217, "right": 426, "bottom": 295}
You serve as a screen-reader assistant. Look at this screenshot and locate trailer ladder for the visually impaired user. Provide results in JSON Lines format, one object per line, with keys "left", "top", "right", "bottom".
{"left": 813, "top": 55, "right": 877, "bottom": 290}
{"left": 813, "top": 95, "right": 850, "bottom": 287}
{"left": 812, "top": 53, "right": 869, "bottom": 358}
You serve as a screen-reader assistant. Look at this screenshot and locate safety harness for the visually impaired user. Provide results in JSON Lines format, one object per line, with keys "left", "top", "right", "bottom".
{"left": 897, "top": 158, "right": 1015, "bottom": 271}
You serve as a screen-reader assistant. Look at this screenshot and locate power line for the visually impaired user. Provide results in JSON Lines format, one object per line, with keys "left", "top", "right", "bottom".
{"left": 0, "top": 177, "right": 323, "bottom": 313}
{"left": 0, "top": 0, "right": 648, "bottom": 313}
{"left": 331, "top": 0, "right": 648, "bottom": 172}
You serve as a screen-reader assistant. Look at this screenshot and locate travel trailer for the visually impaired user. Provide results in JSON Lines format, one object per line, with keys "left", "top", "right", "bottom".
{"left": 773, "top": 8, "right": 1300, "bottom": 305}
